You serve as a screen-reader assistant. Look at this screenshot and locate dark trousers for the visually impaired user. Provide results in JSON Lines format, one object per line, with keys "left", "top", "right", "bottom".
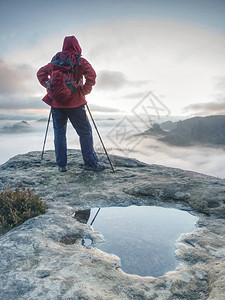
{"left": 51, "top": 106, "right": 98, "bottom": 167}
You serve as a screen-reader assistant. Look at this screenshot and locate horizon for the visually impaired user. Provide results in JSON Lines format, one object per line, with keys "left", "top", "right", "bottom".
{"left": 0, "top": 114, "right": 225, "bottom": 179}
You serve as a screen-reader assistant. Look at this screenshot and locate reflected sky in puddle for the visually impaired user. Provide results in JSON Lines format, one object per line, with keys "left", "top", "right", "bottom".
{"left": 74, "top": 206, "right": 198, "bottom": 277}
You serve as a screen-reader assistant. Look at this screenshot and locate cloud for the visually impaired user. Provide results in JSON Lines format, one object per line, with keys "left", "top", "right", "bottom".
{"left": 96, "top": 70, "right": 127, "bottom": 90}
{"left": 105, "top": 134, "right": 225, "bottom": 179}
{"left": 0, "top": 60, "right": 35, "bottom": 97}
{"left": 95, "top": 70, "right": 149, "bottom": 91}
{"left": 136, "top": 136, "right": 225, "bottom": 179}
{"left": 88, "top": 103, "right": 120, "bottom": 113}
{"left": 0, "top": 96, "right": 45, "bottom": 110}
{"left": 0, "top": 97, "right": 120, "bottom": 116}
{"left": 123, "top": 92, "right": 147, "bottom": 99}
{"left": 214, "top": 76, "right": 225, "bottom": 93}
{"left": 184, "top": 76, "right": 225, "bottom": 116}
{"left": 184, "top": 98, "right": 225, "bottom": 116}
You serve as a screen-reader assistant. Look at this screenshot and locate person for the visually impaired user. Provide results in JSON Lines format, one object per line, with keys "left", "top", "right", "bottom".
{"left": 37, "top": 36, "right": 105, "bottom": 172}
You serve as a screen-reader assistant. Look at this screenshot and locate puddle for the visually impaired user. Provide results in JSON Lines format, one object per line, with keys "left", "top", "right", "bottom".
{"left": 74, "top": 206, "right": 198, "bottom": 277}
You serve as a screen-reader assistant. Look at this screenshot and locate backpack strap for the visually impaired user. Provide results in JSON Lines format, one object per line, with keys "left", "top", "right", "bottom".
{"left": 75, "top": 54, "right": 81, "bottom": 66}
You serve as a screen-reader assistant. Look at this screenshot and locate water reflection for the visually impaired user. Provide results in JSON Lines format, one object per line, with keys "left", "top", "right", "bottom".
{"left": 73, "top": 209, "right": 92, "bottom": 247}
{"left": 73, "top": 209, "right": 91, "bottom": 224}
{"left": 73, "top": 206, "right": 198, "bottom": 277}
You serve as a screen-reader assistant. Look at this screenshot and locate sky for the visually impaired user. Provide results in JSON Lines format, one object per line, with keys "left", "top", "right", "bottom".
{"left": 0, "top": 0, "right": 225, "bottom": 120}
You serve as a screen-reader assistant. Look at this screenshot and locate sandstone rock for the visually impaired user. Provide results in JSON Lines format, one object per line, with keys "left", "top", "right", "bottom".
{"left": 0, "top": 150, "right": 225, "bottom": 299}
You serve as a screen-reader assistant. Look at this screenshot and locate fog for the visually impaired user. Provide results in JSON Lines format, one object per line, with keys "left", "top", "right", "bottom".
{"left": 109, "top": 137, "right": 225, "bottom": 179}
{"left": 0, "top": 115, "right": 224, "bottom": 179}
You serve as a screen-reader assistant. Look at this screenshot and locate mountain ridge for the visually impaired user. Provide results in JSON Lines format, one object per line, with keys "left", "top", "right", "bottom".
{"left": 144, "top": 115, "right": 225, "bottom": 146}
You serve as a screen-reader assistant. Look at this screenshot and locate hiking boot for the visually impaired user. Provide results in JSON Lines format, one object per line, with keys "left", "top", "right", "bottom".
{"left": 58, "top": 166, "right": 67, "bottom": 172}
{"left": 84, "top": 163, "right": 106, "bottom": 172}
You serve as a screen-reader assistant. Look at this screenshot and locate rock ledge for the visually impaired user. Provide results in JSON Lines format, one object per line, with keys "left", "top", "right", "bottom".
{"left": 0, "top": 150, "right": 225, "bottom": 300}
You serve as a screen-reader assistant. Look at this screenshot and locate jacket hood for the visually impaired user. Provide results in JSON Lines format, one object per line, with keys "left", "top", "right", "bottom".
{"left": 62, "top": 36, "right": 82, "bottom": 55}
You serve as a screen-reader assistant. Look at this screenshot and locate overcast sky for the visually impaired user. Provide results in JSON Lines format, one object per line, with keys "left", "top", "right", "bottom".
{"left": 0, "top": 0, "right": 225, "bottom": 119}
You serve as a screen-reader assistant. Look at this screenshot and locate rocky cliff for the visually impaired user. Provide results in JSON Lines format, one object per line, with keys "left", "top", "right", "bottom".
{"left": 0, "top": 150, "right": 225, "bottom": 300}
{"left": 145, "top": 115, "right": 225, "bottom": 146}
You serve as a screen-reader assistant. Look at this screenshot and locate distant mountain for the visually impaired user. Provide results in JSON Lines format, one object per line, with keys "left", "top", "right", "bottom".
{"left": 37, "top": 118, "right": 48, "bottom": 122}
{"left": 159, "top": 120, "right": 177, "bottom": 131}
{"left": 144, "top": 115, "right": 225, "bottom": 146}
{"left": 144, "top": 123, "right": 165, "bottom": 136}
{"left": 1, "top": 121, "right": 32, "bottom": 133}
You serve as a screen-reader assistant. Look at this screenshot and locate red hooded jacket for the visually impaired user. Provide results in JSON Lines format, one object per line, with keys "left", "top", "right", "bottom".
{"left": 37, "top": 36, "right": 96, "bottom": 108}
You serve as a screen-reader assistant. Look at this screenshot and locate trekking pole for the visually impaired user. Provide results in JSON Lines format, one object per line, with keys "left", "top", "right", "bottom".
{"left": 86, "top": 104, "right": 115, "bottom": 173}
{"left": 41, "top": 108, "right": 52, "bottom": 160}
